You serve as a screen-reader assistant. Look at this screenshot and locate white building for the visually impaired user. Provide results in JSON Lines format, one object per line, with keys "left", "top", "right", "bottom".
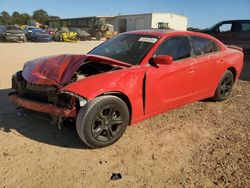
{"left": 114, "top": 13, "right": 188, "bottom": 33}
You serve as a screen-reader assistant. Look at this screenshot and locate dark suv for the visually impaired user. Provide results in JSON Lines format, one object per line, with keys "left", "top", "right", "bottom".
{"left": 205, "top": 20, "right": 250, "bottom": 52}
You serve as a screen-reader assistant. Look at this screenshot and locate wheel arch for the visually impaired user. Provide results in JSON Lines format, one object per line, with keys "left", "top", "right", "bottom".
{"left": 227, "top": 66, "right": 237, "bottom": 82}
{"left": 97, "top": 91, "right": 132, "bottom": 125}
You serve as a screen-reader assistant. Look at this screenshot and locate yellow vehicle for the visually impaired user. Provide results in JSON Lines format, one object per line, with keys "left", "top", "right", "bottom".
{"left": 101, "top": 24, "right": 117, "bottom": 39}
{"left": 53, "top": 27, "right": 78, "bottom": 42}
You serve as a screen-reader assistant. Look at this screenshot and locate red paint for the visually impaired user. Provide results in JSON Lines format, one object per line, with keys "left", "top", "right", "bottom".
{"left": 9, "top": 94, "right": 76, "bottom": 117}
{"left": 11, "top": 30, "right": 244, "bottom": 125}
{"left": 22, "top": 54, "right": 131, "bottom": 86}
{"left": 152, "top": 55, "right": 173, "bottom": 65}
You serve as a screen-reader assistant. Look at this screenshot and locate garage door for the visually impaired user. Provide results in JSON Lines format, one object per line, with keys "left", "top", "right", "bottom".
{"left": 135, "top": 18, "right": 145, "bottom": 30}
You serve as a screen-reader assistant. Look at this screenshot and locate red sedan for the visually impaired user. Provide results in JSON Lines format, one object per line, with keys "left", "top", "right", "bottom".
{"left": 9, "top": 30, "right": 244, "bottom": 148}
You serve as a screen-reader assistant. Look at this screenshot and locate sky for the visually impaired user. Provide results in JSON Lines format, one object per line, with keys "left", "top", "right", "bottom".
{"left": 0, "top": 0, "right": 250, "bottom": 29}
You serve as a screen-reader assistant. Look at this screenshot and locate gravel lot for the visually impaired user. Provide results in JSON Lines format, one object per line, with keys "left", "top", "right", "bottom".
{"left": 0, "top": 42, "right": 249, "bottom": 187}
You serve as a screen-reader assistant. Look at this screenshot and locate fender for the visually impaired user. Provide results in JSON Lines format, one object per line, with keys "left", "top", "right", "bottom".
{"left": 60, "top": 66, "right": 146, "bottom": 124}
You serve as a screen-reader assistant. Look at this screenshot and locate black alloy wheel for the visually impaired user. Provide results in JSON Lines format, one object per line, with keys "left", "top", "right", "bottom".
{"left": 91, "top": 104, "right": 124, "bottom": 142}
{"left": 213, "top": 70, "right": 234, "bottom": 101}
{"left": 76, "top": 95, "right": 129, "bottom": 148}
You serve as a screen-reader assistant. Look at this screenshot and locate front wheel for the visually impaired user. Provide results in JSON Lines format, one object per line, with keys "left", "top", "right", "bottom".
{"left": 213, "top": 70, "right": 234, "bottom": 101}
{"left": 76, "top": 96, "right": 129, "bottom": 148}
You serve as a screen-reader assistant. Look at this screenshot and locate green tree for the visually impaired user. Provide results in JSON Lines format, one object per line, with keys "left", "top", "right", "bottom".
{"left": 33, "top": 9, "right": 48, "bottom": 24}
{"left": 20, "top": 13, "right": 30, "bottom": 25}
{"left": 187, "top": 27, "right": 202, "bottom": 32}
{"left": 0, "top": 11, "right": 11, "bottom": 25}
{"left": 11, "top": 11, "right": 22, "bottom": 25}
{"left": 48, "top": 15, "right": 60, "bottom": 20}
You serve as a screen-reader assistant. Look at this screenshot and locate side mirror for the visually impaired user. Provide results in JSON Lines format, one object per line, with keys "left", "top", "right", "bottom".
{"left": 152, "top": 55, "right": 173, "bottom": 65}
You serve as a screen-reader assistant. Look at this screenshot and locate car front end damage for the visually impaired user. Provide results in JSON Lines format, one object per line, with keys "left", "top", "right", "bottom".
{"left": 8, "top": 54, "right": 128, "bottom": 126}
{"left": 9, "top": 71, "right": 86, "bottom": 121}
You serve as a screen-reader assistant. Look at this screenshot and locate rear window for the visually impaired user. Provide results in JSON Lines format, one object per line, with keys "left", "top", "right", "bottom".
{"left": 191, "top": 36, "right": 220, "bottom": 56}
{"left": 241, "top": 23, "right": 250, "bottom": 32}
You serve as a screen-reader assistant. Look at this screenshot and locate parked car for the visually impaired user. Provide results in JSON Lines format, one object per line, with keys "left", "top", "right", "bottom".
{"left": 24, "top": 26, "right": 37, "bottom": 40}
{"left": 9, "top": 30, "right": 243, "bottom": 148}
{"left": 53, "top": 27, "right": 78, "bottom": 42}
{"left": 45, "top": 27, "right": 56, "bottom": 36}
{"left": 3, "top": 25, "right": 26, "bottom": 42}
{"left": 204, "top": 20, "right": 250, "bottom": 52}
{"left": 69, "top": 28, "right": 91, "bottom": 40}
{"left": 0, "top": 26, "right": 6, "bottom": 41}
{"left": 30, "top": 28, "right": 52, "bottom": 42}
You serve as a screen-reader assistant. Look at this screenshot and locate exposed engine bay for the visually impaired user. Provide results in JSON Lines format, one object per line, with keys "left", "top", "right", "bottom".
{"left": 72, "top": 60, "right": 121, "bottom": 82}
{"left": 11, "top": 60, "right": 121, "bottom": 111}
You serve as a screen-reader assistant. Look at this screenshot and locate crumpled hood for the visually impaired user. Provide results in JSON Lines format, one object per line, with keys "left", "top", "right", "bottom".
{"left": 22, "top": 54, "right": 130, "bottom": 86}
{"left": 22, "top": 54, "right": 88, "bottom": 86}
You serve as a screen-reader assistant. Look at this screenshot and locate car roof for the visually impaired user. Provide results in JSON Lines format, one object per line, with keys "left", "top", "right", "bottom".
{"left": 219, "top": 19, "right": 250, "bottom": 23}
{"left": 125, "top": 29, "right": 215, "bottom": 39}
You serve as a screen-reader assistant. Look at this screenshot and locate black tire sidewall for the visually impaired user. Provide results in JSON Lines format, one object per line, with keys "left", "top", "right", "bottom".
{"left": 76, "top": 96, "right": 129, "bottom": 148}
{"left": 214, "top": 70, "right": 234, "bottom": 101}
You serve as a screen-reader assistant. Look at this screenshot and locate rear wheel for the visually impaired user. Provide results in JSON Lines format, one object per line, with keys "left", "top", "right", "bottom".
{"left": 213, "top": 70, "right": 234, "bottom": 101}
{"left": 76, "top": 96, "right": 129, "bottom": 148}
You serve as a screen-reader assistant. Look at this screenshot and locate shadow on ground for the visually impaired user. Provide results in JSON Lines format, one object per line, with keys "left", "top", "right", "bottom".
{"left": 0, "top": 88, "right": 88, "bottom": 149}
{"left": 239, "top": 54, "right": 250, "bottom": 81}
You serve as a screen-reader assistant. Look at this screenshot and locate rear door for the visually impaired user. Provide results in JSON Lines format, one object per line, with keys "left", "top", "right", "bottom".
{"left": 232, "top": 21, "right": 250, "bottom": 49}
{"left": 190, "top": 36, "right": 224, "bottom": 97}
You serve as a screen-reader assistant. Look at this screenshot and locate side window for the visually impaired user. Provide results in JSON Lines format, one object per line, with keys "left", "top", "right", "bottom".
{"left": 241, "top": 23, "right": 250, "bottom": 32}
{"left": 155, "top": 37, "right": 191, "bottom": 61}
{"left": 218, "top": 23, "right": 232, "bottom": 32}
{"left": 191, "top": 36, "right": 220, "bottom": 56}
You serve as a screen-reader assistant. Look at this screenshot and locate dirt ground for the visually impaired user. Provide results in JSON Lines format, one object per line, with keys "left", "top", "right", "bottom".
{"left": 0, "top": 42, "right": 249, "bottom": 188}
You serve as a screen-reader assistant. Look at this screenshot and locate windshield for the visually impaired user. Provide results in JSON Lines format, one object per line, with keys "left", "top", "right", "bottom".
{"left": 6, "top": 26, "right": 19, "bottom": 30}
{"left": 89, "top": 34, "right": 159, "bottom": 65}
{"left": 34, "top": 30, "right": 46, "bottom": 34}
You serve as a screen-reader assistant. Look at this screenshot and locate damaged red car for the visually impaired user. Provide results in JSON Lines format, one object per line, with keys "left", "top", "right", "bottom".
{"left": 9, "top": 30, "right": 243, "bottom": 148}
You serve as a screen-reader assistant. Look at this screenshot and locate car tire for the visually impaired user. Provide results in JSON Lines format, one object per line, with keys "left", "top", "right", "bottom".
{"left": 76, "top": 95, "right": 129, "bottom": 148}
{"left": 213, "top": 70, "right": 234, "bottom": 101}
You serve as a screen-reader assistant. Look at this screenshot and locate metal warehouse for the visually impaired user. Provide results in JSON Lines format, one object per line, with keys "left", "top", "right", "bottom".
{"left": 47, "top": 16, "right": 115, "bottom": 29}
{"left": 114, "top": 13, "right": 188, "bottom": 32}
{"left": 47, "top": 12, "right": 188, "bottom": 33}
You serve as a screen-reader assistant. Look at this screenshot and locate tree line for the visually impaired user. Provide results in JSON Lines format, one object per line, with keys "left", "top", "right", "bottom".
{"left": 0, "top": 9, "right": 60, "bottom": 25}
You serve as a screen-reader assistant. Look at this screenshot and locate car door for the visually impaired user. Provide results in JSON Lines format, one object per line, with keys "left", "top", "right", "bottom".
{"left": 145, "top": 36, "right": 196, "bottom": 116}
{"left": 210, "top": 22, "right": 234, "bottom": 45}
{"left": 232, "top": 21, "right": 250, "bottom": 49}
{"left": 190, "top": 36, "right": 224, "bottom": 97}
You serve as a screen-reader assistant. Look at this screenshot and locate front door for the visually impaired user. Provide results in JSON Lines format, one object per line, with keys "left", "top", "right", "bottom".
{"left": 145, "top": 36, "right": 196, "bottom": 116}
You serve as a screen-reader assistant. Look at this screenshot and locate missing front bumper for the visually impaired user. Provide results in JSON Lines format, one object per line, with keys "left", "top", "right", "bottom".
{"left": 9, "top": 93, "right": 76, "bottom": 117}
